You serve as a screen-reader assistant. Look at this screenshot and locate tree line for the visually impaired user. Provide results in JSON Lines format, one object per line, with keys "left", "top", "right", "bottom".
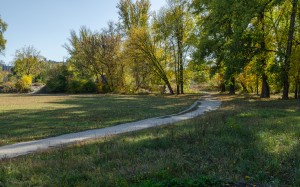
{"left": 0, "top": 0, "right": 299, "bottom": 99}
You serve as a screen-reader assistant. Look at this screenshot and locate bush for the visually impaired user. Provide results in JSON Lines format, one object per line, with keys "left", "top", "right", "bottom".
{"left": 66, "top": 79, "right": 98, "bottom": 94}
{"left": 15, "top": 75, "right": 32, "bottom": 93}
{"left": 45, "top": 64, "right": 98, "bottom": 94}
{"left": 46, "top": 75, "right": 67, "bottom": 93}
{"left": 67, "top": 79, "right": 83, "bottom": 93}
{"left": 82, "top": 80, "right": 97, "bottom": 93}
{"left": 97, "top": 81, "right": 111, "bottom": 93}
{"left": 45, "top": 65, "right": 68, "bottom": 93}
{"left": 0, "top": 82, "right": 16, "bottom": 93}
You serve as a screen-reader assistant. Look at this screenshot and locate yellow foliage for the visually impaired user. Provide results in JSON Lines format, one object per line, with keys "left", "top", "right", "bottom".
{"left": 15, "top": 75, "right": 32, "bottom": 92}
{"left": 22, "top": 75, "right": 32, "bottom": 85}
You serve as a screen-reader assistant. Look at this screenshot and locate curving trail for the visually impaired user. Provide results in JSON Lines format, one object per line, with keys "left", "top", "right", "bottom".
{"left": 0, "top": 95, "right": 221, "bottom": 159}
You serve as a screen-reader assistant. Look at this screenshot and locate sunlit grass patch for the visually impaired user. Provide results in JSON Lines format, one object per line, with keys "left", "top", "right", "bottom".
{"left": 0, "top": 94, "right": 299, "bottom": 186}
{"left": 0, "top": 94, "right": 199, "bottom": 145}
{"left": 259, "top": 131, "right": 298, "bottom": 154}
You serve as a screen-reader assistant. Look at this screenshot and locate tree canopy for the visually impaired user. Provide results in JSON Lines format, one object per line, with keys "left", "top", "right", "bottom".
{"left": 1, "top": 0, "right": 300, "bottom": 98}
{"left": 13, "top": 46, "right": 45, "bottom": 78}
{"left": 0, "top": 16, "right": 7, "bottom": 55}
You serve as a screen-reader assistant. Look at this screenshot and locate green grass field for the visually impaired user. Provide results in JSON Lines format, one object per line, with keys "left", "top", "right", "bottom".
{"left": 0, "top": 94, "right": 199, "bottom": 145}
{"left": 0, "top": 94, "right": 299, "bottom": 186}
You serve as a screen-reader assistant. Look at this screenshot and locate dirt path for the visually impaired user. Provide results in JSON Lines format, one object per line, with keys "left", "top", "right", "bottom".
{"left": 0, "top": 95, "right": 221, "bottom": 159}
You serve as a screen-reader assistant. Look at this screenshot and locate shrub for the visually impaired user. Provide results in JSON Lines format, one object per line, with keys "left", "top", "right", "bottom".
{"left": 45, "top": 65, "right": 68, "bottom": 93}
{"left": 45, "top": 64, "right": 98, "bottom": 94}
{"left": 0, "top": 81, "right": 16, "bottom": 93}
{"left": 15, "top": 75, "right": 32, "bottom": 93}
{"left": 97, "top": 81, "right": 110, "bottom": 93}
{"left": 46, "top": 75, "right": 67, "bottom": 93}
{"left": 67, "top": 79, "right": 83, "bottom": 93}
{"left": 82, "top": 80, "right": 97, "bottom": 93}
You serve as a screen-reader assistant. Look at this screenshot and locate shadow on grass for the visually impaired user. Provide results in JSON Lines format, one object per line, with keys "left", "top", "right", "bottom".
{"left": 0, "top": 95, "right": 299, "bottom": 186}
{"left": 0, "top": 94, "right": 199, "bottom": 145}
{"left": 102, "top": 96, "right": 300, "bottom": 186}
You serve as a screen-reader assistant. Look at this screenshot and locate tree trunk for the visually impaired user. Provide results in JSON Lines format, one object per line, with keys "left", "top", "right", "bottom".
{"left": 282, "top": 0, "right": 298, "bottom": 100}
{"left": 256, "top": 75, "right": 259, "bottom": 95}
{"left": 174, "top": 52, "right": 179, "bottom": 95}
{"left": 229, "top": 77, "right": 235, "bottom": 95}
{"left": 259, "top": 12, "right": 270, "bottom": 98}
{"left": 295, "top": 78, "right": 300, "bottom": 99}
{"left": 261, "top": 73, "right": 270, "bottom": 98}
{"left": 101, "top": 74, "right": 112, "bottom": 92}
{"left": 175, "top": 15, "right": 184, "bottom": 95}
{"left": 165, "top": 78, "right": 174, "bottom": 95}
{"left": 241, "top": 81, "right": 249, "bottom": 93}
{"left": 220, "top": 82, "right": 226, "bottom": 92}
{"left": 159, "top": 71, "right": 174, "bottom": 95}
{"left": 176, "top": 60, "right": 179, "bottom": 95}
{"left": 282, "top": 74, "right": 289, "bottom": 99}
{"left": 179, "top": 63, "right": 184, "bottom": 94}
{"left": 178, "top": 38, "right": 184, "bottom": 94}
{"left": 298, "top": 80, "right": 300, "bottom": 101}
{"left": 295, "top": 83, "right": 298, "bottom": 99}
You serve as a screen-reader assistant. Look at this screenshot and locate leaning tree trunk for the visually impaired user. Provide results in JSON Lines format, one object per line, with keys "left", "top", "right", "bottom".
{"left": 283, "top": 0, "right": 298, "bottom": 100}
{"left": 241, "top": 81, "right": 249, "bottom": 93}
{"left": 158, "top": 68, "right": 174, "bottom": 95}
{"left": 229, "top": 77, "right": 235, "bottom": 95}
{"left": 158, "top": 71, "right": 174, "bottom": 95}
{"left": 164, "top": 77, "right": 174, "bottom": 95}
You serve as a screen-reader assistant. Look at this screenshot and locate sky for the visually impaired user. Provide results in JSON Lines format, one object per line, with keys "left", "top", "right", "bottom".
{"left": 0, "top": 0, "right": 166, "bottom": 65}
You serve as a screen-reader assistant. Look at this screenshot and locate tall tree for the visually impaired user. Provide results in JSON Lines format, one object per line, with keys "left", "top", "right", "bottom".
{"left": 256, "top": 3, "right": 271, "bottom": 98}
{"left": 117, "top": 0, "right": 150, "bottom": 31}
{"left": 290, "top": 45, "right": 300, "bottom": 99}
{"left": 64, "top": 24, "right": 123, "bottom": 92}
{"left": 282, "top": 0, "right": 298, "bottom": 99}
{"left": 118, "top": 0, "right": 153, "bottom": 91}
{"left": 127, "top": 27, "right": 175, "bottom": 94}
{"left": 153, "top": 0, "right": 193, "bottom": 94}
{"left": 192, "top": 0, "right": 297, "bottom": 98}
{"left": 13, "top": 46, "right": 44, "bottom": 78}
{"left": 192, "top": 0, "right": 256, "bottom": 94}
{"left": 100, "top": 22, "right": 124, "bottom": 90}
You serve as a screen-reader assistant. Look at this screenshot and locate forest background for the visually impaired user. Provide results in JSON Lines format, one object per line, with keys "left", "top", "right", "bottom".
{"left": 0, "top": 0, "right": 299, "bottom": 100}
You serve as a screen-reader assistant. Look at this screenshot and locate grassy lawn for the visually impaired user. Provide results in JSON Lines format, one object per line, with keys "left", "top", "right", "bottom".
{"left": 0, "top": 94, "right": 199, "bottom": 145}
{"left": 0, "top": 94, "right": 299, "bottom": 186}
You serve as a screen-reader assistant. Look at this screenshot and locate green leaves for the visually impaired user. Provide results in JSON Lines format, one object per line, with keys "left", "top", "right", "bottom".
{"left": 0, "top": 16, "right": 7, "bottom": 54}
{"left": 13, "top": 46, "right": 44, "bottom": 78}
{"left": 64, "top": 23, "right": 123, "bottom": 92}
{"left": 117, "top": 0, "right": 150, "bottom": 31}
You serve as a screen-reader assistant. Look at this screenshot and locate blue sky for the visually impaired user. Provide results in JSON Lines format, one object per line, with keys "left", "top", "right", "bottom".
{"left": 0, "top": 0, "right": 166, "bottom": 64}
